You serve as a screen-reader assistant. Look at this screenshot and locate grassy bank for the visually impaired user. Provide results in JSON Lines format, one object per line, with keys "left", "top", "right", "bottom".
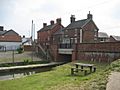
{"left": 0, "top": 60, "right": 120, "bottom": 90}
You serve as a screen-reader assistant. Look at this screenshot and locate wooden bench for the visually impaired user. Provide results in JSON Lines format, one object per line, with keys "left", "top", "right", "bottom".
{"left": 71, "top": 67, "right": 88, "bottom": 76}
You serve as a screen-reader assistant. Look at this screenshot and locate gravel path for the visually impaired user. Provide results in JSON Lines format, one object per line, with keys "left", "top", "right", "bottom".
{"left": 106, "top": 72, "right": 120, "bottom": 90}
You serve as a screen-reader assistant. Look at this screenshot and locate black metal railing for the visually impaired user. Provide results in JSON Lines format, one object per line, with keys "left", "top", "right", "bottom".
{"left": 59, "top": 44, "right": 72, "bottom": 49}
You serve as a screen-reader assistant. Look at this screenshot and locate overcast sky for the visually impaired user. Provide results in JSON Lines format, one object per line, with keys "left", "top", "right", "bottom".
{"left": 0, "top": 0, "right": 120, "bottom": 38}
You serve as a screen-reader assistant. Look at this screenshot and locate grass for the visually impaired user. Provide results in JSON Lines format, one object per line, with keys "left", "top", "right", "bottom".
{"left": 0, "top": 59, "right": 120, "bottom": 90}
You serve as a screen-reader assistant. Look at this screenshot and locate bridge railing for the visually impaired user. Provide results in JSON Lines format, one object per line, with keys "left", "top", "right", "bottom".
{"left": 59, "top": 44, "right": 73, "bottom": 49}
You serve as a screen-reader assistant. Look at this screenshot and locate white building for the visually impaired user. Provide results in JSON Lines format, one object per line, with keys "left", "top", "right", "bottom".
{"left": 0, "top": 26, "right": 22, "bottom": 51}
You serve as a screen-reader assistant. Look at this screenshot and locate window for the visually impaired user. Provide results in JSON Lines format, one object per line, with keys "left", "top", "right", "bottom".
{"left": 74, "top": 29, "right": 77, "bottom": 36}
{"left": 75, "top": 38, "right": 77, "bottom": 43}
{"left": 70, "top": 38, "right": 74, "bottom": 43}
{"left": 75, "top": 29, "right": 77, "bottom": 33}
{"left": 74, "top": 34, "right": 77, "bottom": 36}
{"left": 94, "top": 32, "right": 97, "bottom": 37}
{"left": 94, "top": 37, "right": 97, "bottom": 41}
{"left": 48, "top": 37, "right": 50, "bottom": 41}
{"left": 65, "top": 35, "right": 68, "bottom": 37}
{"left": 94, "top": 29, "right": 97, "bottom": 37}
{"left": 94, "top": 29, "right": 97, "bottom": 31}
{"left": 66, "top": 29, "right": 68, "bottom": 32}
{"left": 100, "top": 38, "right": 105, "bottom": 42}
{"left": 80, "top": 29, "right": 82, "bottom": 43}
{"left": 59, "top": 37, "right": 62, "bottom": 41}
{"left": 53, "top": 37, "right": 55, "bottom": 41}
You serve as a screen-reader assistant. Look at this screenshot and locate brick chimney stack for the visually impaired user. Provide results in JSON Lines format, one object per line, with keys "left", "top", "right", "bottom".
{"left": 87, "top": 11, "right": 93, "bottom": 19}
{"left": 50, "top": 20, "right": 54, "bottom": 25}
{"left": 56, "top": 18, "right": 61, "bottom": 24}
{"left": 70, "top": 15, "right": 75, "bottom": 23}
{"left": 43, "top": 23, "right": 47, "bottom": 27}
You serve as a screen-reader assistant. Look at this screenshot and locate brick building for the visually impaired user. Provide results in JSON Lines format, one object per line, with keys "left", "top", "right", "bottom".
{"left": 0, "top": 26, "right": 22, "bottom": 51}
{"left": 110, "top": 35, "right": 120, "bottom": 42}
{"left": 98, "top": 32, "right": 109, "bottom": 42}
{"left": 37, "top": 18, "right": 64, "bottom": 48}
{"left": 53, "top": 12, "right": 99, "bottom": 47}
{"left": 37, "top": 12, "right": 120, "bottom": 62}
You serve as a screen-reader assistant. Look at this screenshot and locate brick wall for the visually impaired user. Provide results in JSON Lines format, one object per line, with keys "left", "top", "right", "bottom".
{"left": 24, "top": 45, "right": 33, "bottom": 51}
{"left": 49, "top": 44, "right": 59, "bottom": 61}
{"left": 82, "top": 21, "right": 98, "bottom": 43}
{"left": 73, "top": 42, "right": 120, "bottom": 62}
{"left": 0, "top": 35, "right": 21, "bottom": 42}
{"left": 50, "top": 42, "right": 120, "bottom": 62}
{"left": 77, "top": 42, "right": 120, "bottom": 52}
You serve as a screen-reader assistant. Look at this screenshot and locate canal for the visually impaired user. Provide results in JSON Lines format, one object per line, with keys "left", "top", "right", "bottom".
{"left": 0, "top": 61, "right": 66, "bottom": 81}
{"left": 0, "top": 66, "right": 53, "bottom": 81}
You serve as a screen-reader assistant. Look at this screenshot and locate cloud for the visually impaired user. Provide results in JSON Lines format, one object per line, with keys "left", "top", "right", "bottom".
{"left": 0, "top": 0, "right": 16, "bottom": 23}
{"left": 111, "top": 1, "right": 120, "bottom": 20}
{"left": 0, "top": 0, "right": 120, "bottom": 37}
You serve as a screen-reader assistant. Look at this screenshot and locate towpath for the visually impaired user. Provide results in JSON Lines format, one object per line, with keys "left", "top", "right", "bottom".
{"left": 0, "top": 62, "right": 63, "bottom": 72}
{"left": 106, "top": 72, "right": 120, "bottom": 90}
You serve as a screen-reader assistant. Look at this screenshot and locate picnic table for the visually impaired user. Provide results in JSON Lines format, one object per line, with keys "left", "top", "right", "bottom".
{"left": 71, "top": 63, "right": 96, "bottom": 75}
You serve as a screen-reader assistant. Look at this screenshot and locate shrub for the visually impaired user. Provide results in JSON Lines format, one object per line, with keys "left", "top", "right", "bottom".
{"left": 23, "top": 59, "right": 32, "bottom": 65}
{"left": 17, "top": 47, "right": 23, "bottom": 54}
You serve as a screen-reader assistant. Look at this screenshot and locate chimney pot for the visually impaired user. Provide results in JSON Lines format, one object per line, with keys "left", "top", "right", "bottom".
{"left": 70, "top": 15, "right": 75, "bottom": 23}
{"left": 50, "top": 20, "right": 54, "bottom": 25}
{"left": 56, "top": 18, "right": 61, "bottom": 24}
{"left": 43, "top": 23, "right": 47, "bottom": 27}
{"left": 87, "top": 11, "right": 93, "bottom": 19}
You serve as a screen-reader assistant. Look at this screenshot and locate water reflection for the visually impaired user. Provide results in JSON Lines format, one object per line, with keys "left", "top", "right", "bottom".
{"left": 0, "top": 67, "right": 52, "bottom": 81}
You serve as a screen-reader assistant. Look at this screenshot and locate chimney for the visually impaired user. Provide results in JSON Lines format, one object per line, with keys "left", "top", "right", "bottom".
{"left": 50, "top": 20, "right": 54, "bottom": 25}
{"left": 43, "top": 23, "right": 47, "bottom": 27}
{"left": 70, "top": 15, "right": 75, "bottom": 23}
{"left": 0, "top": 26, "right": 4, "bottom": 31}
{"left": 56, "top": 18, "right": 61, "bottom": 24}
{"left": 87, "top": 11, "right": 93, "bottom": 19}
{"left": 23, "top": 35, "right": 25, "bottom": 38}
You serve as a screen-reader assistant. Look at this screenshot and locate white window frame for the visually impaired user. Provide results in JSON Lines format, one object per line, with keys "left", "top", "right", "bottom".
{"left": 75, "top": 38, "right": 77, "bottom": 43}
{"left": 80, "top": 29, "right": 82, "bottom": 43}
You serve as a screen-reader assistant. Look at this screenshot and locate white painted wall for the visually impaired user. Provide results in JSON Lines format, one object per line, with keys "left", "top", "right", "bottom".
{"left": 0, "top": 42, "right": 22, "bottom": 51}
{"left": 22, "top": 38, "right": 32, "bottom": 45}
{"left": 58, "top": 49, "right": 73, "bottom": 54}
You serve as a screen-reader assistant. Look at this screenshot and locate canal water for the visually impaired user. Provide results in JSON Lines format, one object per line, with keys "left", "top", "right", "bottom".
{"left": 0, "top": 67, "right": 52, "bottom": 81}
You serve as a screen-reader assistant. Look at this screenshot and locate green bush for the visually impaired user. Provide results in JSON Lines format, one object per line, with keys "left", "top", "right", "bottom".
{"left": 17, "top": 47, "right": 23, "bottom": 54}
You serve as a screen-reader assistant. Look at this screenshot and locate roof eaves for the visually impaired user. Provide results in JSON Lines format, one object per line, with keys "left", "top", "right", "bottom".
{"left": 81, "top": 19, "right": 91, "bottom": 28}
{"left": 65, "top": 19, "right": 87, "bottom": 30}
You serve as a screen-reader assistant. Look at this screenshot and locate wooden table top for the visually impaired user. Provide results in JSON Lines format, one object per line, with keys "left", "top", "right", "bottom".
{"left": 74, "top": 63, "right": 94, "bottom": 67}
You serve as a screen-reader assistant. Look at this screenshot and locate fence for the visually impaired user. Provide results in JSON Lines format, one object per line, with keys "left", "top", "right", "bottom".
{"left": 0, "top": 51, "right": 42, "bottom": 64}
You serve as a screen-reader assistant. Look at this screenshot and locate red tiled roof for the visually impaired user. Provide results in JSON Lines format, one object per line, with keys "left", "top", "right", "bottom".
{"left": 0, "top": 35, "right": 21, "bottom": 42}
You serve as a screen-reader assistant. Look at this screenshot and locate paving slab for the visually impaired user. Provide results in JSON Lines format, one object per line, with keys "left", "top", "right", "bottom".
{"left": 106, "top": 72, "right": 120, "bottom": 90}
